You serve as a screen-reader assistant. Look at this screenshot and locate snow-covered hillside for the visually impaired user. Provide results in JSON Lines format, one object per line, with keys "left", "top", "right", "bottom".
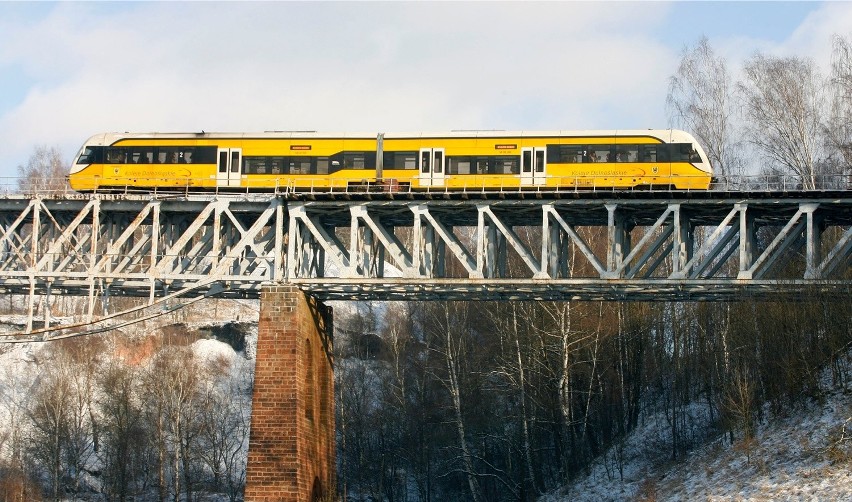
{"left": 0, "top": 297, "right": 260, "bottom": 502}
{"left": 543, "top": 365, "right": 852, "bottom": 501}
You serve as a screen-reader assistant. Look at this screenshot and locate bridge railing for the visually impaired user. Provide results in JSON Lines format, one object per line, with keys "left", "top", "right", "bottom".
{"left": 710, "top": 174, "right": 852, "bottom": 192}
{"left": 0, "top": 173, "right": 849, "bottom": 198}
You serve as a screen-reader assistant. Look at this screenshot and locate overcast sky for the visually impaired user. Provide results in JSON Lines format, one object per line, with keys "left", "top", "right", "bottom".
{"left": 0, "top": 1, "right": 850, "bottom": 181}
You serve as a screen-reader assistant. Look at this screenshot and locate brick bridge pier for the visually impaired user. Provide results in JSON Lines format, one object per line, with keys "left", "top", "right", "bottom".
{"left": 244, "top": 285, "right": 335, "bottom": 502}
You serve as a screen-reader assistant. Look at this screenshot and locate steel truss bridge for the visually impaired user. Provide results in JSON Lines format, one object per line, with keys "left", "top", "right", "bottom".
{"left": 0, "top": 190, "right": 850, "bottom": 340}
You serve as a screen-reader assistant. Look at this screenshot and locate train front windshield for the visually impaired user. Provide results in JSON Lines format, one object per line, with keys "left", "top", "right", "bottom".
{"left": 75, "top": 146, "right": 104, "bottom": 164}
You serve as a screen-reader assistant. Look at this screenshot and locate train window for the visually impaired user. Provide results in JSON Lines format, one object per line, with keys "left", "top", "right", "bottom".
{"left": 615, "top": 145, "right": 639, "bottom": 163}
{"left": 330, "top": 153, "right": 343, "bottom": 171}
{"left": 384, "top": 151, "right": 418, "bottom": 170}
{"left": 585, "top": 145, "right": 612, "bottom": 163}
{"left": 475, "top": 158, "right": 489, "bottom": 174}
{"left": 219, "top": 151, "right": 228, "bottom": 173}
{"left": 244, "top": 158, "right": 267, "bottom": 174}
{"left": 434, "top": 151, "right": 443, "bottom": 173}
{"left": 638, "top": 145, "right": 659, "bottom": 162}
{"left": 178, "top": 149, "right": 193, "bottom": 164}
{"left": 344, "top": 153, "right": 365, "bottom": 169}
{"left": 546, "top": 145, "right": 560, "bottom": 163}
{"left": 289, "top": 158, "right": 313, "bottom": 174}
{"left": 129, "top": 148, "right": 154, "bottom": 164}
{"left": 671, "top": 143, "right": 701, "bottom": 163}
{"left": 106, "top": 148, "right": 126, "bottom": 164}
{"left": 566, "top": 145, "right": 585, "bottom": 163}
{"left": 448, "top": 157, "right": 472, "bottom": 175}
{"left": 316, "top": 157, "right": 329, "bottom": 175}
{"left": 491, "top": 156, "right": 519, "bottom": 174}
{"left": 244, "top": 156, "right": 300, "bottom": 174}
{"left": 658, "top": 145, "right": 671, "bottom": 162}
{"left": 340, "top": 151, "right": 376, "bottom": 170}
{"left": 547, "top": 145, "right": 584, "bottom": 163}
{"left": 157, "top": 147, "right": 181, "bottom": 164}
{"left": 522, "top": 150, "right": 532, "bottom": 173}
{"left": 230, "top": 151, "right": 239, "bottom": 172}
{"left": 402, "top": 153, "right": 416, "bottom": 169}
{"left": 94, "top": 146, "right": 218, "bottom": 165}
{"left": 194, "top": 147, "right": 218, "bottom": 164}
{"left": 270, "top": 157, "right": 283, "bottom": 174}
{"left": 76, "top": 146, "right": 104, "bottom": 164}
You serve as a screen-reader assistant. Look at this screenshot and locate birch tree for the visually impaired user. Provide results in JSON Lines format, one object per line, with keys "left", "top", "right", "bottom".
{"left": 16, "top": 146, "right": 69, "bottom": 193}
{"left": 668, "top": 37, "right": 743, "bottom": 177}
{"left": 0, "top": 361, "right": 36, "bottom": 485}
{"left": 825, "top": 34, "right": 852, "bottom": 183}
{"left": 428, "top": 302, "right": 483, "bottom": 502}
{"left": 28, "top": 360, "right": 73, "bottom": 502}
{"left": 738, "top": 53, "right": 827, "bottom": 188}
{"left": 27, "top": 343, "right": 100, "bottom": 502}
{"left": 484, "top": 301, "right": 537, "bottom": 499}
{"left": 143, "top": 346, "right": 202, "bottom": 502}
{"left": 99, "top": 363, "right": 148, "bottom": 501}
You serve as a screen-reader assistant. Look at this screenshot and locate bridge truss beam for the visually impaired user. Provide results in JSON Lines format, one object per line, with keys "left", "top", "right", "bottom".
{"left": 287, "top": 196, "right": 852, "bottom": 301}
{"left": 0, "top": 193, "right": 850, "bottom": 340}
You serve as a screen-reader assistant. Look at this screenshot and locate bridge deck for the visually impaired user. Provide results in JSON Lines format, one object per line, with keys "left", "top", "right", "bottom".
{"left": 0, "top": 189, "right": 849, "bottom": 340}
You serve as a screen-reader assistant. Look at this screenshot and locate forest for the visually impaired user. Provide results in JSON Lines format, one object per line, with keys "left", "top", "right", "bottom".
{"left": 0, "top": 313, "right": 256, "bottom": 502}
{"left": 334, "top": 295, "right": 851, "bottom": 501}
{"left": 0, "top": 36, "right": 851, "bottom": 501}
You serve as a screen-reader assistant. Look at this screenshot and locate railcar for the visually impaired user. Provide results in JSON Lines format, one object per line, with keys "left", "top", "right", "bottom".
{"left": 68, "top": 129, "right": 712, "bottom": 192}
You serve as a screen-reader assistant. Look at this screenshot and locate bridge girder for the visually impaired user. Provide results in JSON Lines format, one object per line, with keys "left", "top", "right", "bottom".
{"left": 0, "top": 192, "right": 849, "bottom": 340}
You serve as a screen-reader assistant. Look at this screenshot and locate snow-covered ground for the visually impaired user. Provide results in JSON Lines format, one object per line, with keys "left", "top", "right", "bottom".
{"left": 4, "top": 297, "right": 850, "bottom": 501}
{"left": 662, "top": 388, "right": 852, "bottom": 501}
{"left": 0, "top": 297, "right": 260, "bottom": 502}
{"left": 543, "top": 372, "right": 852, "bottom": 501}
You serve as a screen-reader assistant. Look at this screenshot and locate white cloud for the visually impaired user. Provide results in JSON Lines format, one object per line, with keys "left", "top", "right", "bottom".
{"left": 710, "top": 2, "right": 852, "bottom": 79}
{"left": 0, "top": 1, "right": 730, "bottom": 180}
{"left": 782, "top": 2, "right": 852, "bottom": 66}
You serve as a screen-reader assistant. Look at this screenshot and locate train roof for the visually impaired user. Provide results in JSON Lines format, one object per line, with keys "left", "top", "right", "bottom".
{"left": 82, "top": 131, "right": 378, "bottom": 145}
{"left": 385, "top": 130, "right": 694, "bottom": 141}
{"left": 81, "top": 129, "right": 699, "bottom": 146}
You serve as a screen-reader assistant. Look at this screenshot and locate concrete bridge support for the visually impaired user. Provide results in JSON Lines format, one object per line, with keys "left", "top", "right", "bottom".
{"left": 245, "top": 285, "right": 335, "bottom": 502}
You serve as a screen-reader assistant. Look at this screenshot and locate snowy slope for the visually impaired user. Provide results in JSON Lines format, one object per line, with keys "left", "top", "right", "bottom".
{"left": 542, "top": 373, "right": 852, "bottom": 501}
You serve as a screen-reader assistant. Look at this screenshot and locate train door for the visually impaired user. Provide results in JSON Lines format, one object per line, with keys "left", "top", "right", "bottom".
{"left": 521, "top": 147, "right": 547, "bottom": 186}
{"left": 216, "top": 148, "right": 242, "bottom": 188}
{"left": 419, "top": 148, "right": 446, "bottom": 188}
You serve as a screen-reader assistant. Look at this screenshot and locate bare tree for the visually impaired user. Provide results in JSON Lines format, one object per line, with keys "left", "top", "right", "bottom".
{"left": 62, "top": 346, "right": 99, "bottom": 497}
{"left": 668, "top": 36, "right": 743, "bottom": 177}
{"left": 738, "top": 53, "right": 827, "bottom": 189}
{"left": 196, "top": 354, "right": 251, "bottom": 502}
{"left": 24, "top": 342, "right": 101, "bottom": 502}
{"left": 335, "top": 350, "right": 389, "bottom": 501}
{"left": 28, "top": 359, "right": 73, "bottom": 502}
{"left": 16, "top": 146, "right": 69, "bottom": 194}
{"left": 98, "top": 362, "right": 148, "bottom": 501}
{"left": 484, "top": 301, "right": 537, "bottom": 499}
{"left": 722, "top": 368, "right": 757, "bottom": 462}
{"left": 0, "top": 359, "right": 39, "bottom": 501}
{"left": 825, "top": 34, "right": 852, "bottom": 184}
{"left": 143, "top": 346, "right": 202, "bottom": 502}
{"left": 424, "top": 302, "right": 484, "bottom": 502}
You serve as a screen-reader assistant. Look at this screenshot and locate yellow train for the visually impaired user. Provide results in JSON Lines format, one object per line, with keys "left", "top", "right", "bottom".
{"left": 68, "top": 129, "right": 712, "bottom": 192}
